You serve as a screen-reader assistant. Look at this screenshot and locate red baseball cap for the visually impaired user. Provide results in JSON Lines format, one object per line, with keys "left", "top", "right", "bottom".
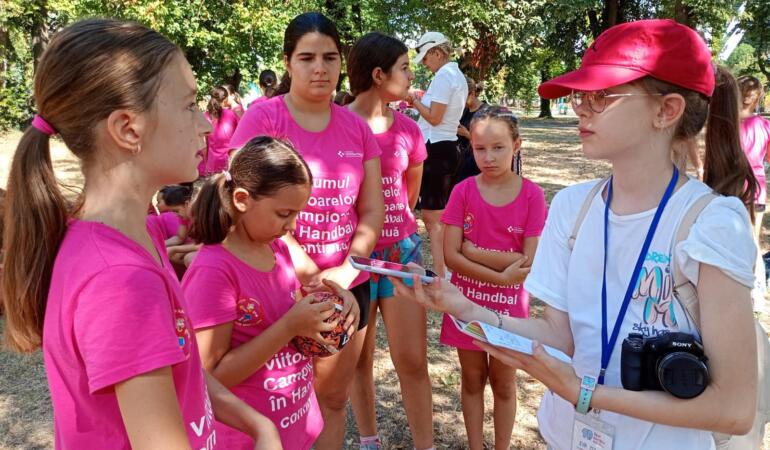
{"left": 538, "top": 19, "right": 715, "bottom": 99}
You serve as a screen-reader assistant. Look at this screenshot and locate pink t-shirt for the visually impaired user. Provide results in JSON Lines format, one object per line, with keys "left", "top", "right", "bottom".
{"left": 147, "top": 211, "right": 188, "bottom": 240}
{"left": 740, "top": 115, "right": 770, "bottom": 205}
{"left": 439, "top": 177, "right": 547, "bottom": 350}
{"left": 43, "top": 220, "right": 216, "bottom": 450}
{"left": 374, "top": 110, "right": 427, "bottom": 250}
{"left": 230, "top": 95, "right": 382, "bottom": 288}
{"left": 203, "top": 108, "right": 240, "bottom": 175}
{"left": 182, "top": 241, "right": 322, "bottom": 450}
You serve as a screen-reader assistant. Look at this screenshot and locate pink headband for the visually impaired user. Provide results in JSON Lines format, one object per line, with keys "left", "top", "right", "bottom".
{"left": 32, "top": 114, "right": 56, "bottom": 136}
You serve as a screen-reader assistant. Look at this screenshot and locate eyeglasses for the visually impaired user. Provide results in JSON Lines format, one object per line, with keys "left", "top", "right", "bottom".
{"left": 569, "top": 90, "right": 663, "bottom": 113}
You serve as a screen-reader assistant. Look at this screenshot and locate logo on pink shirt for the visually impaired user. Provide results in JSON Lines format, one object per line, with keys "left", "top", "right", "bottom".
{"left": 463, "top": 212, "right": 475, "bottom": 233}
{"left": 174, "top": 309, "right": 191, "bottom": 355}
{"left": 336, "top": 150, "right": 364, "bottom": 158}
{"left": 236, "top": 297, "right": 266, "bottom": 327}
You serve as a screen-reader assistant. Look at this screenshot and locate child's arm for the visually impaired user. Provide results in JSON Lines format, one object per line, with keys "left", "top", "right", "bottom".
{"left": 195, "top": 295, "right": 337, "bottom": 388}
{"left": 444, "top": 224, "right": 522, "bottom": 286}
{"left": 164, "top": 236, "right": 183, "bottom": 247}
{"left": 461, "top": 241, "right": 524, "bottom": 271}
{"left": 114, "top": 367, "right": 194, "bottom": 450}
{"left": 405, "top": 163, "right": 424, "bottom": 211}
{"left": 204, "top": 373, "right": 282, "bottom": 449}
{"left": 281, "top": 233, "right": 321, "bottom": 287}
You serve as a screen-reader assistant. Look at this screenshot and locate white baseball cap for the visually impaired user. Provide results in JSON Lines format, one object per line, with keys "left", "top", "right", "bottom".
{"left": 412, "top": 31, "right": 449, "bottom": 65}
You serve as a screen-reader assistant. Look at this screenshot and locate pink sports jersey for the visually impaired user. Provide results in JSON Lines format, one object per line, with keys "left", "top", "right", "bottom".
{"left": 440, "top": 177, "right": 547, "bottom": 350}
{"left": 147, "top": 211, "right": 188, "bottom": 240}
{"left": 229, "top": 96, "right": 382, "bottom": 288}
{"left": 43, "top": 220, "right": 216, "bottom": 449}
{"left": 203, "top": 108, "right": 240, "bottom": 175}
{"left": 182, "top": 241, "right": 322, "bottom": 449}
{"left": 740, "top": 115, "right": 770, "bottom": 205}
{"left": 373, "top": 110, "right": 427, "bottom": 250}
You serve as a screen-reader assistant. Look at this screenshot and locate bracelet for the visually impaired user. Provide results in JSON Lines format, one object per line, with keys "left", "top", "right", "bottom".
{"left": 576, "top": 375, "right": 597, "bottom": 415}
{"left": 487, "top": 308, "right": 503, "bottom": 328}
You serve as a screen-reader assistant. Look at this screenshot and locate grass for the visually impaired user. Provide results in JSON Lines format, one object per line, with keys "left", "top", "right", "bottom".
{"left": 1, "top": 113, "right": 769, "bottom": 449}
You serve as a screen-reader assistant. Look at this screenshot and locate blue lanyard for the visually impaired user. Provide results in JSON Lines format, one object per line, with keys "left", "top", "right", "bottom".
{"left": 599, "top": 167, "right": 679, "bottom": 384}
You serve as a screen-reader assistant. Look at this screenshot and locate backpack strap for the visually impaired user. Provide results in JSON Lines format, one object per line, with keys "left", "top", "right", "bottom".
{"left": 671, "top": 192, "right": 719, "bottom": 332}
{"left": 568, "top": 177, "right": 609, "bottom": 251}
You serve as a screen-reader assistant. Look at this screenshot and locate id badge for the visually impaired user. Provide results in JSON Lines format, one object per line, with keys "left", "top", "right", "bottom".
{"left": 571, "top": 411, "right": 615, "bottom": 450}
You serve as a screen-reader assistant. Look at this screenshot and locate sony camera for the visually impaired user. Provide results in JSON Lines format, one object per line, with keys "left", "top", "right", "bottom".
{"left": 620, "top": 332, "right": 709, "bottom": 399}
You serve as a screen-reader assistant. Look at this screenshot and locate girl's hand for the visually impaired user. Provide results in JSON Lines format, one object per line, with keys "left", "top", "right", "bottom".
{"left": 249, "top": 413, "right": 282, "bottom": 450}
{"left": 390, "top": 271, "right": 475, "bottom": 319}
{"left": 321, "top": 279, "right": 360, "bottom": 335}
{"left": 474, "top": 340, "right": 581, "bottom": 405}
{"left": 283, "top": 294, "right": 338, "bottom": 345}
{"left": 500, "top": 257, "right": 530, "bottom": 285}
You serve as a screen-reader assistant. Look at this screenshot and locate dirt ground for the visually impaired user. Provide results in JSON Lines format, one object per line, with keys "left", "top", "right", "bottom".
{"left": 0, "top": 114, "right": 768, "bottom": 449}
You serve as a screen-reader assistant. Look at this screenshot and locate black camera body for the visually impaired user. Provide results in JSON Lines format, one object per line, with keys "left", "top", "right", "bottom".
{"left": 620, "top": 332, "right": 709, "bottom": 399}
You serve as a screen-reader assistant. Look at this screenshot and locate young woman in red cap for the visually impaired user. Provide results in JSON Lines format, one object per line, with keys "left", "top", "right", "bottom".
{"left": 392, "top": 19, "right": 759, "bottom": 450}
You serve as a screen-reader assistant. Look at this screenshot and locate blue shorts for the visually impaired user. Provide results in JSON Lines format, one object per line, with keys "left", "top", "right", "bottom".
{"left": 369, "top": 233, "right": 423, "bottom": 301}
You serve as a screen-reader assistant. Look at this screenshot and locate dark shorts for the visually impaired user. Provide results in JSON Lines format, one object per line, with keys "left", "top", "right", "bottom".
{"left": 350, "top": 281, "right": 371, "bottom": 330}
{"left": 757, "top": 204, "right": 766, "bottom": 213}
{"left": 418, "top": 140, "right": 461, "bottom": 210}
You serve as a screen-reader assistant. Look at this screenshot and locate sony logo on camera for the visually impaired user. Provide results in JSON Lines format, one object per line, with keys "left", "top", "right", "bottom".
{"left": 671, "top": 341, "right": 692, "bottom": 348}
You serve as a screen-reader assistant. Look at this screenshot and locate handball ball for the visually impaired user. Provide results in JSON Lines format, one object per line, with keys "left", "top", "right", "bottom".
{"left": 291, "top": 292, "right": 351, "bottom": 358}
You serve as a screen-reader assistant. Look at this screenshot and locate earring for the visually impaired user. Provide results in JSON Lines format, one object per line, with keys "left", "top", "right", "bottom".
{"left": 133, "top": 144, "right": 141, "bottom": 155}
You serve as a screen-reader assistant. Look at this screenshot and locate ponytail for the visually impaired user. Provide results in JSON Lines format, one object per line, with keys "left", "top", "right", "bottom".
{"left": 641, "top": 66, "right": 756, "bottom": 221}
{"left": 703, "top": 66, "right": 757, "bottom": 220}
{"left": 3, "top": 127, "right": 69, "bottom": 352}
{"left": 189, "top": 174, "right": 233, "bottom": 244}
{"left": 275, "top": 73, "right": 291, "bottom": 96}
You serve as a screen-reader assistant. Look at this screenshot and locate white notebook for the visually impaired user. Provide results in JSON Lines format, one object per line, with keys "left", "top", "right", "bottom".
{"left": 450, "top": 315, "right": 572, "bottom": 364}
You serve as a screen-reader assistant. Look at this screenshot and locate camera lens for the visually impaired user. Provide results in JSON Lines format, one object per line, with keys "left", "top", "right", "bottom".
{"left": 657, "top": 352, "right": 709, "bottom": 399}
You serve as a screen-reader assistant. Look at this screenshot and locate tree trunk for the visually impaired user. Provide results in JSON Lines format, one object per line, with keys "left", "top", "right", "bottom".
{"left": 603, "top": 0, "right": 620, "bottom": 30}
{"left": 673, "top": 0, "right": 692, "bottom": 26}
{"left": 588, "top": 9, "right": 601, "bottom": 38}
{"left": 31, "top": 0, "right": 50, "bottom": 76}
{"left": 538, "top": 70, "right": 553, "bottom": 118}
{"left": 225, "top": 68, "right": 242, "bottom": 92}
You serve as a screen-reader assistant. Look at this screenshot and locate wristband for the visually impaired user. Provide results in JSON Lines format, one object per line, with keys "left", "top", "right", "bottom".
{"left": 487, "top": 308, "right": 503, "bottom": 328}
{"left": 576, "top": 375, "right": 597, "bottom": 414}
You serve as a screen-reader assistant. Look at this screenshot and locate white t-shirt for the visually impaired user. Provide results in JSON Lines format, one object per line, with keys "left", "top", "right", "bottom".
{"left": 525, "top": 177, "right": 755, "bottom": 450}
{"left": 417, "top": 62, "right": 468, "bottom": 143}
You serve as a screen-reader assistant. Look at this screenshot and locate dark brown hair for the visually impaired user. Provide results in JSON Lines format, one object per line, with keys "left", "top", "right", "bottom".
{"left": 641, "top": 66, "right": 757, "bottom": 219}
{"left": 207, "top": 86, "right": 228, "bottom": 120}
{"left": 347, "top": 32, "right": 408, "bottom": 96}
{"left": 2, "top": 19, "right": 180, "bottom": 352}
{"left": 190, "top": 136, "right": 312, "bottom": 244}
{"left": 275, "top": 12, "right": 342, "bottom": 96}
{"left": 259, "top": 70, "right": 278, "bottom": 98}
{"left": 737, "top": 75, "right": 764, "bottom": 110}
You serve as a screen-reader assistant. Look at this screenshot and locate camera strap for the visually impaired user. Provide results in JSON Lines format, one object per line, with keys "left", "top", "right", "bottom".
{"left": 599, "top": 166, "right": 679, "bottom": 384}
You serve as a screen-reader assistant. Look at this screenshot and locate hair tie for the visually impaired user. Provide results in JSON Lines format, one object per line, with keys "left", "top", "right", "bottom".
{"left": 222, "top": 170, "right": 232, "bottom": 182}
{"left": 32, "top": 114, "right": 57, "bottom": 136}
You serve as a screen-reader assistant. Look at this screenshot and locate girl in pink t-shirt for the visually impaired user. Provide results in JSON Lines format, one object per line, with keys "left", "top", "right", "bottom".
{"left": 2, "top": 19, "right": 280, "bottom": 450}
{"left": 344, "top": 33, "right": 433, "bottom": 450}
{"left": 229, "top": 13, "right": 383, "bottom": 449}
{"left": 201, "top": 86, "right": 240, "bottom": 176}
{"left": 148, "top": 184, "right": 193, "bottom": 246}
{"left": 738, "top": 76, "right": 770, "bottom": 240}
{"left": 441, "top": 106, "right": 546, "bottom": 450}
{"left": 182, "top": 137, "right": 358, "bottom": 449}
